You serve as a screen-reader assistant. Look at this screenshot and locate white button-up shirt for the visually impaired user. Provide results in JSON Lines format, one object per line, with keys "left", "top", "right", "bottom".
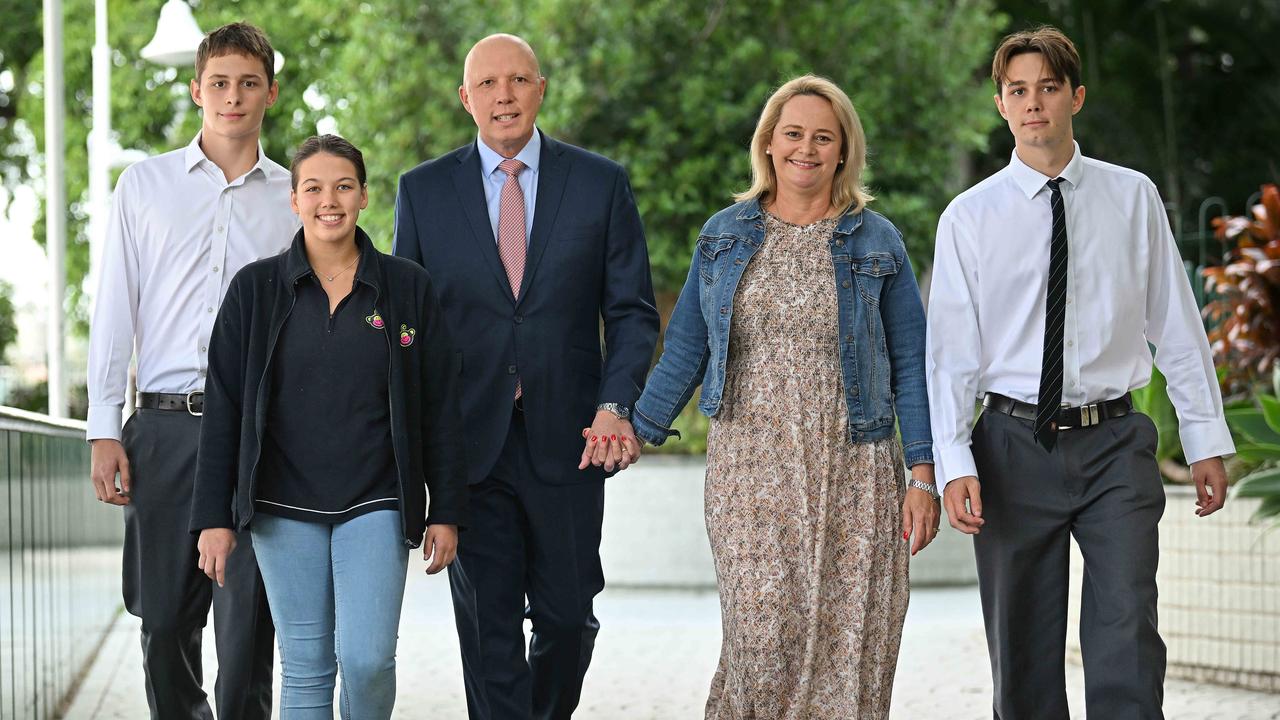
{"left": 926, "top": 143, "right": 1234, "bottom": 487}
{"left": 86, "top": 134, "right": 298, "bottom": 441}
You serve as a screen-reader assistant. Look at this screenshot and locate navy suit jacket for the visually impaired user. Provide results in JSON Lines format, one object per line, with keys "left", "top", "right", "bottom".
{"left": 393, "top": 132, "right": 659, "bottom": 485}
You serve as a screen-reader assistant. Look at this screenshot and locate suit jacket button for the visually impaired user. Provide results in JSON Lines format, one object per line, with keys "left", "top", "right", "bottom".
{"left": 514, "top": 315, "right": 523, "bottom": 324}
{"left": 507, "top": 365, "right": 517, "bottom": 374}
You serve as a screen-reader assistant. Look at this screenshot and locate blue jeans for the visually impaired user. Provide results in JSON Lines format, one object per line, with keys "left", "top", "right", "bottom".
{"left": 251, "top": 510, "right": 409, "bottom": 719}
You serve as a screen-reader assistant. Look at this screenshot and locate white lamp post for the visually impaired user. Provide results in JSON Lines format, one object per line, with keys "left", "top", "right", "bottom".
{"left": 44, "top": 0, "right": 66, "bottom": 418}
{"left": 140, "top": 1, "right": 285, "bottom": 71}
{"left": 140, "top": 0, "right": 206, "bottom": 67}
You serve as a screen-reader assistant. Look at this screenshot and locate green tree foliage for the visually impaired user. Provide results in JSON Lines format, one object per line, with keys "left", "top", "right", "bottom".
{"left": 8, "top": 0, "right": 1002, "bottom": 325}
{"left": 0, "top": 281, "right": 17, "bottom": 362}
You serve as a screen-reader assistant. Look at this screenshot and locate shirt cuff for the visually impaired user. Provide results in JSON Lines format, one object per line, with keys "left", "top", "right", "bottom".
{"left": 86, "top": 404, "right": 125, "bottom": 442}
{"left": 936, "top": 443, "right": 979, "bottom": 489}
{"left": 1179, "top": 418, "right": 1236, "bottom": 465}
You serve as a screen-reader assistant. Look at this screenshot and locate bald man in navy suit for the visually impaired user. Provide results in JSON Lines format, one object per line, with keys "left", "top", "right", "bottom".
{"left": 393, "top": 33, "right": 659, "bottom": 720}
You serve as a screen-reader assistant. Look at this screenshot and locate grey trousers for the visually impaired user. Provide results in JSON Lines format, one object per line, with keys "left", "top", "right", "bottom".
{"left": 971, "top": 409, "right": 1166, "bottom": 720}
{"left": 121, "top": 409, "right": 275, "bottom": 720}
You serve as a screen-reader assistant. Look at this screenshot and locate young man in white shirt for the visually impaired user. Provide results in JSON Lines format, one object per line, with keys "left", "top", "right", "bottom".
{"left": 926, "top": 26, "right": 1233, "bottom": 719}
{"left": 86, "top": 22, "right": 296, "bottom": 719}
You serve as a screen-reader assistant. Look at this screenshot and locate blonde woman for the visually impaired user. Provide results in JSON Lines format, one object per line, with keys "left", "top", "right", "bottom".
{"left": 633, "top": 75, "right": 938, "bottom": 718}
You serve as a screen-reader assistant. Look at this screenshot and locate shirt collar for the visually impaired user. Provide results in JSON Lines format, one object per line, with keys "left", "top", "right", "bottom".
{"left": 477, "top": 128, "right": 542, "bottom": 179}
{"left": 285, "top": 226, "right": 383, "bottom": 293}
{"left": 183, "top": 131, "right": 271, "bottom": 180}
{"left": 1007, "top": 140, "right": 1084, "bottom": 199}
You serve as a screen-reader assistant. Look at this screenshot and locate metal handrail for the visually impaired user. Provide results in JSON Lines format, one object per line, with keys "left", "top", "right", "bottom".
{"left": 0, "top": 407, "right": 87, "bottom": 439}
{"left": 0, "top": 406, "right": 121, "bottom": 719}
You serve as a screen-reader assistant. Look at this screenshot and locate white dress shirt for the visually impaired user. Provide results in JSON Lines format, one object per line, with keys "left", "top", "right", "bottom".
{"left": 477, "top": 128, "right": 540, "bottom": 243}
{"left": 86, "top": 134, "right": 298, "bottom": 441}
{"left": 926, "top": 143, "right": 1234, "bottom": 487}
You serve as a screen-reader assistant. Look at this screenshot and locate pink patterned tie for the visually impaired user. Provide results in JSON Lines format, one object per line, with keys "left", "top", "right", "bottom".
{"left": 497, "top": 158, "right": 526, "bottom": 400}
{"left": 497, "top": 158, "right": 527, "bottom": 298}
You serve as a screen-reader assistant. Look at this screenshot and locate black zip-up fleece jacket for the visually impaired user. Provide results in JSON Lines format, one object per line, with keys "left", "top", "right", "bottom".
{"left": 190, "top": 228, "right": 467, "bottom": 547}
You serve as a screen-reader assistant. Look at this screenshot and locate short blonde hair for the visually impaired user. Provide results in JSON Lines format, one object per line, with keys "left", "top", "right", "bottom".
{"left": 734, "top": 74, "right": 873, "bottom": 214}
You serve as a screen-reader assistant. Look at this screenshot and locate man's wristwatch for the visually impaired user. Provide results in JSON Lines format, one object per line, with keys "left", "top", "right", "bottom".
{"left": 908, "top": 478, "right": 940, "bottom": 499}
{"left": 596, "top": 403, "right": 631, "bottom": 420}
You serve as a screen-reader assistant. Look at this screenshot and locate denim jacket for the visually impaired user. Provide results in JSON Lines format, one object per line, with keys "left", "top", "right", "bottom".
{"left": 632, "top": 198, "right": 933, "bottom": 466}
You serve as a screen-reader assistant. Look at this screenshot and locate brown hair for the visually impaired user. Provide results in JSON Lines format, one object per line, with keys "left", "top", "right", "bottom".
{"left": 195, "top": 22, "right": 276, "bottom": 86}
{"left": 290, "top": 135, "right": 367, "bottom": 189}
{"left": 734, "top": 74, "right": 873, "bottom": 214}
{"left": 991, "top": 25, "right": 1081, "bottom": 92}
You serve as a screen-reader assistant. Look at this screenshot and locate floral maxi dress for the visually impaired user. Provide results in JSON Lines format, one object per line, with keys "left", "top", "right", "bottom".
{"left": 703, "top": 213, "right": 909, "bottom": 720}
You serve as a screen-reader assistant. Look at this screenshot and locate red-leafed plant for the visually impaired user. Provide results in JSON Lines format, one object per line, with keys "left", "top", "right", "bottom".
{"left": 1203, "top": 184, "right": 1280, "bottom": 396}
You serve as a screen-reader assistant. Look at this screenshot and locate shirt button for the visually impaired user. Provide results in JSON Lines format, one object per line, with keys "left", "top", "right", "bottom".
{"left": 212, "top": 265, "right": 219, "bottom": 272}
{"left": 1067, "top": 340, "right": 1074, "bottom": 347}
{"left": 207, "top": 307, "right": 214, "bottom": 313}
{"left": 217, "top": 225, "right": 225, "bottom": 233}
{"left": 201, "top": 346, "right": 207, "bottom": 352}
{"left": 507, "top": 365, "right": 517, "bottom": 375}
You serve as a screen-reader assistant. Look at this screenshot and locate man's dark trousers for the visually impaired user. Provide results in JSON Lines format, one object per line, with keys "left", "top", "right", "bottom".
{"left": 971, "top": 408, "right": 1167, "bottom": 720}
{"left": 449, "top": 408, "right": 605, "bottom": 720}
{"left": 121, "top": 409, "right": 274, "bottom": 719}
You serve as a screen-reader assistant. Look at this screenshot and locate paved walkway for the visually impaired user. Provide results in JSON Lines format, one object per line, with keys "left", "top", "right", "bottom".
{"left": 67, "top": 565, "right": 1278, "bottom": 719}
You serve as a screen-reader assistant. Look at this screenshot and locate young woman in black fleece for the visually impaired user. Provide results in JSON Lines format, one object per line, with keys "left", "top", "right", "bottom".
{"left": 191, "top": 135, "right": 466, "bottom": 718}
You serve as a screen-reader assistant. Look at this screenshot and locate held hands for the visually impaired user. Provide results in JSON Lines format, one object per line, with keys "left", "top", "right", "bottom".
{"left": 89, "top": 439, "right": 131, "bottom": 506}
{"left": 197, "top": 528, "right": 237, "bottom": 587}
{"left": 1191, "top": 457, "right": 1228, "bottom": 517}
{"left": 901, "top": 464, "right": 941, "bottom": 556}
{"left": 943, "top": 475, "right": 985, "bottom": 534}
{"left": 423, "top": 524, "right": 458, "bottom": 574}
{"left": 578, "top": 410, "right": 641, "bottom": 472}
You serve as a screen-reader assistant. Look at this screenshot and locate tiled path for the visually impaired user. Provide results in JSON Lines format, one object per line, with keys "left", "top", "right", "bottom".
{"left": 66, "top": 567, "right": 1279, "bottom": 718}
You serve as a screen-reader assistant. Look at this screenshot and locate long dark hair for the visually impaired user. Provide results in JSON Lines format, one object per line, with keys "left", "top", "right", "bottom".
{"left": 290, "top": 134, "right": 367, "bottom": 189}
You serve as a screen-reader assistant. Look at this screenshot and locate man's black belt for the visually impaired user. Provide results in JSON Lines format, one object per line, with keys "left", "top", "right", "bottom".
{"left": 136, "top": 391, "right": 204, "bottom": 416}
{"left": 983, "top": 392, "right": 1132, "bottom": 430}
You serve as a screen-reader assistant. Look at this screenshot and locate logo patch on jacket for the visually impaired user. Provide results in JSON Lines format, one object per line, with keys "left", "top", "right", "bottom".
{"left": 366, "top": 310, "right": 385, "bottom": 330}
{"left": 399, "top": 324, "right": 415, "bottom": 347}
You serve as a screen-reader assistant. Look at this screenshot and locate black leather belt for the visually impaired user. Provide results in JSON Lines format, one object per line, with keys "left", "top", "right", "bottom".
{"left": 982, "top": 392, "right": 1132, "bottom": 430}
{"left": 137, "top": 391, "right": 204, "bottom": 416}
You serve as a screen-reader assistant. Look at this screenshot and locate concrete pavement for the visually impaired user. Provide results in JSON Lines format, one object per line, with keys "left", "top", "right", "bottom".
{"left": 65, "top": 561, "right": 1279, "bottom": 719}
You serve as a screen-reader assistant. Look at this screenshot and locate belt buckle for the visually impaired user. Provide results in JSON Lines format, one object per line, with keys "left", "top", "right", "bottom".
{"left": 1060, "top": 402, "right": 1100, "bottom": 430}
{"left": 1082, "top": 402, "right": 1100, "bottom": 427}
{"left": 185, "top": 390, "right": 204, "bottom": 417}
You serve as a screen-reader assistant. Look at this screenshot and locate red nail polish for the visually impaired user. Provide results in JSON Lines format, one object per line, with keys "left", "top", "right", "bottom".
{"left": 591, "top": 436, "right": 597, "bottom": 442}
{"left": 611, "top": 434, "right": 617, "bottom": 441}
{"left": 903, "top": 530, "right": 909, "bottom": 540}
